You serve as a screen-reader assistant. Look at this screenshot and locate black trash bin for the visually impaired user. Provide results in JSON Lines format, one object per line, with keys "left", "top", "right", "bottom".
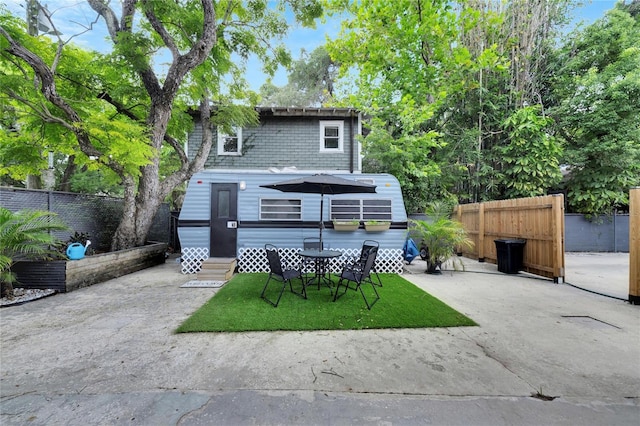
{"left": 494, "top": 239, "right": 526, "bottom": 274}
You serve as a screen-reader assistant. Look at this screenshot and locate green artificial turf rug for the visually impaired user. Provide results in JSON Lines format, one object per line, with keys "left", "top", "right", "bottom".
{"left": 176, "top": 273, "right": 476, "bottom": 333}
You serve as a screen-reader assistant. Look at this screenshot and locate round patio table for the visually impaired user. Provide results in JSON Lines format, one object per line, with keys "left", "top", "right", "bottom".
{"left": 298, "top": 249, "right": 343, "bottom": 292}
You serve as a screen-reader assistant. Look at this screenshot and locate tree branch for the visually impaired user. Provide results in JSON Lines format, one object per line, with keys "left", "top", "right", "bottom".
{"left": 141, "top": 0, "right": 179, "bottom": 58}
{"left": 163, "top": 0, "right": 217, "bottom": 99}
{"left": 0, "top": 26, "right": 126, "bottom": 177}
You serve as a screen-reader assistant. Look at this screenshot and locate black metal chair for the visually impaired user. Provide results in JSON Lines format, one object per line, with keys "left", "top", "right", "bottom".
{"left": 358, "top": 240, "right": 382, "bottom": 287}
{"left": 261, "top": 244, "right": 306, "bottom": 307}
{"left": 333, "top": 245, "right": 380, "bottom": 310}
{"left": 303, "top": 237, "right": 323, "bottom": 251}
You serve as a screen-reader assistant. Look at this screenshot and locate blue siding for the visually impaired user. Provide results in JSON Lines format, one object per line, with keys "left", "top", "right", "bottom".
{"left": 178, "top": 171, "right": 408, "bottom": 254}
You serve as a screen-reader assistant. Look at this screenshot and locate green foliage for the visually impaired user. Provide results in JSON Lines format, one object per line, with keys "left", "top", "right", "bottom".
{"left": 498, "top": 105, "right": 563, "bottom": 198}
{"left": 325, "top": 0, "right": 508, "bottom": 210}
{"left": 1, "top": 1, "right": 324, "bottom": 249}
{"left": 0, "top": 207, "right": 68, "bottom": 298}
{"left": 68, "top": 169, "right": 123, "bottom": 197}
{"left": 409, "top": 201, "right": 473, "bottom": 272}
{"left": 548, "top": 6, "right": 640, "bottom": 215}
{"left": 362, "top": 112, "right": 444, "bottom": 213}
{"left": 259, "top": 46, "right": 338, "bottom": 107}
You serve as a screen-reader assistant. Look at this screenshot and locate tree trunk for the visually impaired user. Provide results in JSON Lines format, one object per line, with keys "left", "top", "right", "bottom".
{"left": 26, "top": 174, "right": 42, "bottom": 189}
{"left": 59, "top": 155, "right": 79, "bottom": 192}
{"left": 111, "top": 176, "right": 139, "bottom": 250}
{"left": 3, "top": 2, "right": 219, "bottom": 252}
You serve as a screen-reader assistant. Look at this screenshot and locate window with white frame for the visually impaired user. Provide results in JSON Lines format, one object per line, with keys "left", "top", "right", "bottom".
{"left": 319, "top": 120, "right": 344, "bottom": 153}
{"left": 260, "top": 198, "right": 302, "bottom": 220}
{"left": 330, "top": 199, "right": 392, "bottom": 221}
{"left": 217, "top": 126, "right": 242, "bottom": 156}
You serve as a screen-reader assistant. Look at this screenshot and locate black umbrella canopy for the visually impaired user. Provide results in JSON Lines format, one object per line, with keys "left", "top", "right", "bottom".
{"left": 260, "top": 174, "right": 377, "bottom": 248}
{"left": 260, "top": 174, "right": 377, "bottom": 195}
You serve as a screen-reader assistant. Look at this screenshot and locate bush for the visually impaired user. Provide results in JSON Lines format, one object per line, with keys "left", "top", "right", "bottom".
{"left": 0, "top": 208, "right": 69, "bottom": 299}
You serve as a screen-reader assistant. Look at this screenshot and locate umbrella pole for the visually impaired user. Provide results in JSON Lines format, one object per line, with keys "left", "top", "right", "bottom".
{"left": 319, "top": 193, "right": 324, "bottom": 249}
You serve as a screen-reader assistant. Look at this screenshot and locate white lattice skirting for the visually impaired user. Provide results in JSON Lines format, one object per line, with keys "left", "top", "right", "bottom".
{"left": 180, "top": 247, "right": 209, "bottom": 274}
{"left": 181, "top": 247, "right": 404, "bottom": 275}
{"left": 180, "top": 247, "right": 404, "bottom": 275}
{"left": 238, "top": 247, "right": 403, "bottom": 274}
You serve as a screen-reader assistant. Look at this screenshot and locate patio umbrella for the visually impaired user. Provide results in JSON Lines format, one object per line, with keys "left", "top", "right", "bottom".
{"left": 260, "top": 174, "right": 377, "bottom": 248}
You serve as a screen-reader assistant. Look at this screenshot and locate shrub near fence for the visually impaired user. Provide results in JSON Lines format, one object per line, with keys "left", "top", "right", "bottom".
{"left": 455, "top": 194, "right": 565, "bottom": 282}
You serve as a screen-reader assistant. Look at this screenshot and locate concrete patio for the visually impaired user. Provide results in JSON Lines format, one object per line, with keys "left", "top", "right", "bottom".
{"left": 1, "top": 253, "right": 638, "bottom": 425}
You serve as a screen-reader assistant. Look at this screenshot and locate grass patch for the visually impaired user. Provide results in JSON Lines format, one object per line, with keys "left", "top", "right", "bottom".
{"left": 176, "top": 273, "right": 476, "bottom": 333}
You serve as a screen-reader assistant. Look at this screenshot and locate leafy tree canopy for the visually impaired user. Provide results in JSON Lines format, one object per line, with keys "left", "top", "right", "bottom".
{"left": 548, "top": 4, "right": 640, "bottom": 215}
{"left": 1, "top": 1, "right": 323, "bottom": 249}
{"left": 325, "top": 0, "right": 505, "bottom": 212}
{"left": 258, "top": 45, "right": 338, "bottom": 107}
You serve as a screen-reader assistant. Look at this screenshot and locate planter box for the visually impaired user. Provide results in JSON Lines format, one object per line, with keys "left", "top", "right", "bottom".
{"left": 333, "top": 222, "right": 360, "bottom": 231}
{"left": 365, "top": 222, "right": 390, "bottom": 232}
{"left": 10, "top": 242, "right": 167, "bottom": 293}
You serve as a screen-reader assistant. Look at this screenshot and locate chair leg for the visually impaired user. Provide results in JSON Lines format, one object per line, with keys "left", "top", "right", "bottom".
{"left": 372, "top": 267, "right": 382, "bottom": 287}
{"left": 332, "top": 277, "right": 350, "bottom": 302}
{"left": 289, "top": 277, "right": 307, "bottom": 299}
{"left": 261, "top": 275, "right": 286, "bottom": 307}
{"left": 359, "top": 279, "right": 380, "bottom": 310}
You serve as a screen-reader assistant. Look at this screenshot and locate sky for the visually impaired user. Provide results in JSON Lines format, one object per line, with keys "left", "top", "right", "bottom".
{"left": 3, "top": 0, "right": 620, "bottom": 91}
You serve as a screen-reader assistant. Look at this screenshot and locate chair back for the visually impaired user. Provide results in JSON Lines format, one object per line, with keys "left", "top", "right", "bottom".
{"left": 303, "top": 237, "right": 323, "bottom": 251}
{"left": 359, "top": 240, "right": 379, "bottom": 262}
{"left": 265, "top": 244, "right": 284, "bottom": 276}
{"left": 361, "top": 245, "right": 378, "bottom": 277}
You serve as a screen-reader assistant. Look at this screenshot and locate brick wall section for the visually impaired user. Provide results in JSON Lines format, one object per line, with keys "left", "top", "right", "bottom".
{"left": 188, "top": 116, "right": 359, "bottom": 171}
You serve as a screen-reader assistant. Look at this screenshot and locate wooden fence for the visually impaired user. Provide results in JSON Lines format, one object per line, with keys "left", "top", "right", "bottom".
{"left": 455, "top": 194, "right": 565, "bottom": 281}
{"left": 630, "top": 187, "right": 639, "bottom": 304}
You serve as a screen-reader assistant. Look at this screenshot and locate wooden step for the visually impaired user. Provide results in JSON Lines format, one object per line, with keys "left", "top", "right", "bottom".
{"left": 200, "top": 257, "right": 237, "bottom": 270}
{"left": 197, "top": 257, "right": 236, "bottom": 281}
{"left": 197, "top": 269, "right": 234, "bottom": 281}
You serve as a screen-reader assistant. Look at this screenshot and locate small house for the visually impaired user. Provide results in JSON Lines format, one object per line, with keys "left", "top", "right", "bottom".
{"left": 179, "top": 107, "right": 407, "bottom": 274}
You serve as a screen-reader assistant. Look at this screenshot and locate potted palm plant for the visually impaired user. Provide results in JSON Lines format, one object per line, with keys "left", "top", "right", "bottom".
{"left": 410, "top": 201, "right": 473, "bottom": 274}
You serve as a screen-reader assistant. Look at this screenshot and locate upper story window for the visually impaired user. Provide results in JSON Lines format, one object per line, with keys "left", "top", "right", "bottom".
{"left": 217, "top": 127, "right": 242, "bottom": 156}
{"left": 319, "top": 120, "right": 344, "bottom": 153}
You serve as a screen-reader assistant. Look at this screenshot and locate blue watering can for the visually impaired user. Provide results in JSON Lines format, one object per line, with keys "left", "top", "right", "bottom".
{"left": 66, "top": 240, "right": 91, "bottom": 260}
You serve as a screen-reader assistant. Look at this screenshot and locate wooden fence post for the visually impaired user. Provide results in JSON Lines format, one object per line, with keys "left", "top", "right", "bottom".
{"left": 478, "top": 203, "right": 485, "bottom": 261}
{"left": 629, "top": 187, "right": 639, "bottom": 304}
{"left": 552, "top": 194, "right": 565, "bottom": 283}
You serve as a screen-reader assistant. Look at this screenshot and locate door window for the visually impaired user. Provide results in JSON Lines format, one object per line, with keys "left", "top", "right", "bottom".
{"left": 217, "top": 190, "right": 230, "bottom": 218}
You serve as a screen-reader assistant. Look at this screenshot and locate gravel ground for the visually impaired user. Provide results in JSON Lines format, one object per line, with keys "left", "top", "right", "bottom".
{"left": 0, "top": 288, "right": 56, "bottom": 307}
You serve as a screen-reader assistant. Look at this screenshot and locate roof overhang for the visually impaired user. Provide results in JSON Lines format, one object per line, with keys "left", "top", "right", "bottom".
{"left": 256, "top": 107, "right": 359, "bottom": 118}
